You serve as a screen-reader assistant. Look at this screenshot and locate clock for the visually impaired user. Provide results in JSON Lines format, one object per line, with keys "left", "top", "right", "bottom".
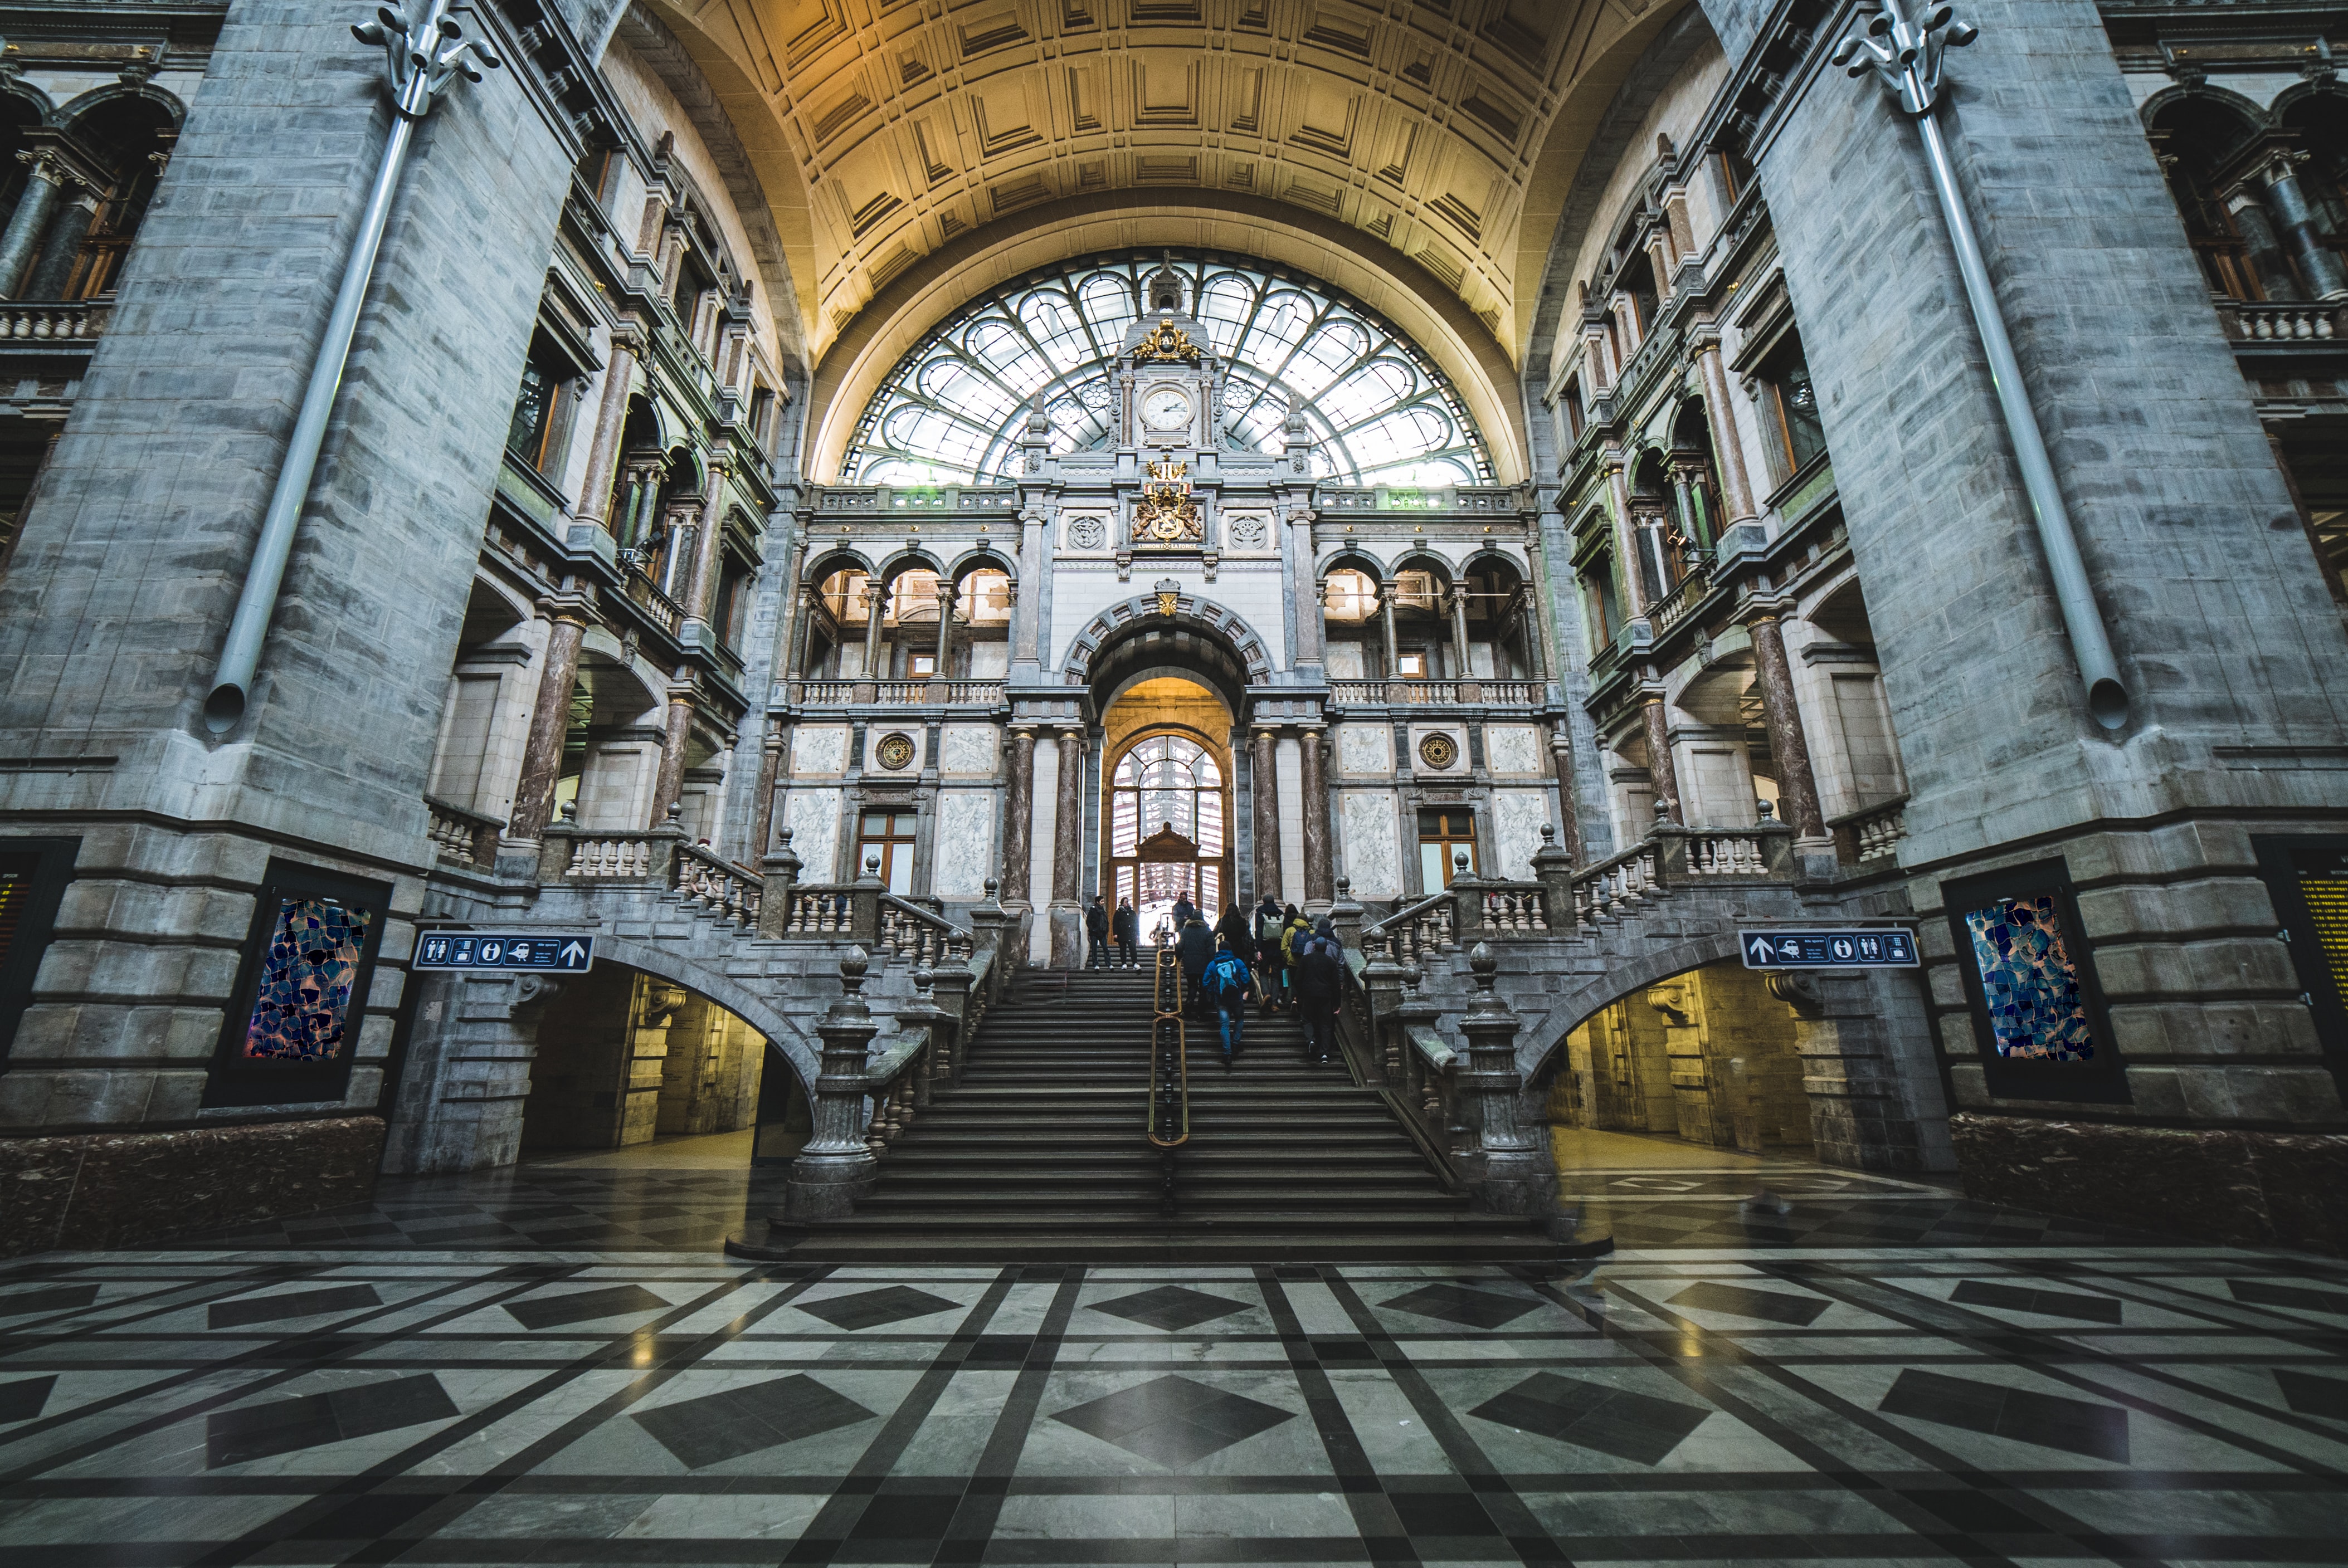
{"left": 1140, "top": 386, "right": 1192, "bottom": 431}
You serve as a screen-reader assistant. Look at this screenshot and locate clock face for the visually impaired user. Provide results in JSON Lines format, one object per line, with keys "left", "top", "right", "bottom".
{"left": 1140, "top": 387, "right": 1192, "bottom": 430}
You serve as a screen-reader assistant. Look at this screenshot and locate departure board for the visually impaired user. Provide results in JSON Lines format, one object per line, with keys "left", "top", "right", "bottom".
{"left": 2298, "top": 863, "right": 2348, "bottom": 1007}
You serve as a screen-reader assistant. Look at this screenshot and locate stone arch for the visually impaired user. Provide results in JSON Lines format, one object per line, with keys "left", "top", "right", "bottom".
{"left": 1516, "top": 926, "right": 1748, "bottom": 1081}
{"left": 587, "top": 935, "right": 821, "bottom": 1100}
{"left": 1316, "top": 545, "right": 1390, "bottom": 579}
{"left": 1060, "top": 592, "right": 1274, "bottom": 695}
{"left": 2137, "top": 81, "right": 2272, "bottom": 136}
{"left": 1387, "top": 548, "right": 1457, "bottom": 588}
{"left": 800, "top": 546, "right": 876, "bottom": 585}
{"left": 56, "top": 81, "right": 187, "bottom": 132}
{"left": 873, "top": 548, "right": 947, "bottom": 583}
{"left": 945, "top": 546, "right": 1016, "bottom": 585}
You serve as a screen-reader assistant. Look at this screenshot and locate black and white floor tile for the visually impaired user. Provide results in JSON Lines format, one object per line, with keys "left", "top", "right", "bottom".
{"left": 4, "top": 1234, "right": 2347, "bottom": 1565}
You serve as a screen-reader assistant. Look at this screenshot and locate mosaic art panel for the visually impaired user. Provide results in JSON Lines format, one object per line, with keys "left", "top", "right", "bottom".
{"left": 1963, "top": 894, "right": 2094, "bottom": 1061}
{"left": 238, "top": 897, "right": 374, "bottom": 1064}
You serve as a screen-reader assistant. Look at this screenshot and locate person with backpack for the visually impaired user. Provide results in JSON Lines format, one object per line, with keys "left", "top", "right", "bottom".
{"left": 1084, "top": 894, "right": 1109, "bottom": 970}
{"left": 1253, "top": 893, "right": 1285, "bottom": 1013}
{"left": 1295, "top": 917, "right": 1345, "bottom": 1064}
{"left": 1113, "top": 898, "right": 1139, "bottom": 968}
{"left": 1215, "top": 901, "right": 1256, "bottom": 997}
{"left": 1176, "top": 911, "right": 1214, "bottom": 1014}
{"left": 1203, "top": 934, "right": 1251, "bottom": 1067}
{"left": 1278, "top": 905, "right": 1312, "bottom": 1010}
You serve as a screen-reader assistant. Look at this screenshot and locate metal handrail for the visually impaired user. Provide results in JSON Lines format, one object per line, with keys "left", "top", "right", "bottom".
{"left": 1148, "top": 943, "right": 1188, "bottom": 1214}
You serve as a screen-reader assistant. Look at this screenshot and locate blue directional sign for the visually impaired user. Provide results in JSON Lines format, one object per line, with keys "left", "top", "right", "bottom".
{"left": 413, "top": 932, "right": 595, "bottom": 973}
{"left": 1739, "top": 929, "right": 1917, "bottom": 969}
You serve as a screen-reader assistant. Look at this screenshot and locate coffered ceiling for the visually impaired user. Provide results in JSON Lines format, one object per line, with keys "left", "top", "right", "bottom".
{"left": 653, "top": 1, "right": 1689, "bottom": 348}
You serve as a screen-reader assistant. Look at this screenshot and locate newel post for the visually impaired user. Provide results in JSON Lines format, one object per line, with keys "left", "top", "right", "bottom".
{"left": 1456, "top": 942, "right": 1558, "bottom": 1216}
{"left": 757, "top": 825, "right": 803, "bottom": 937}
{"left": 1530, "top": 823, "right": 1576, "bottom": 930}
{"left": 850, "top": 853, "right": 885, "bottom": 945}
{"left": 786, "top": 947, "right": 881, "bottom": 1220}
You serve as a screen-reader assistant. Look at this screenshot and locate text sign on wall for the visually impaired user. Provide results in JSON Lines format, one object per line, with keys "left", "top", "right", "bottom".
{"left": 413, "top": 932, "right": 595, "bottom": 973}
{"left": 1740, "top": 929, "right": 1919, "bottom": 969}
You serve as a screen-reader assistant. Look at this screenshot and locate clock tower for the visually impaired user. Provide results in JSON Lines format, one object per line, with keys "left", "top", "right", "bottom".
{"left": 1117, "top": 265, "right": 1219, "bottom": 453}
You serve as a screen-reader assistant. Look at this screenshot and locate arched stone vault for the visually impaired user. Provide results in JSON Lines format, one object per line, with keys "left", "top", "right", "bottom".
{"left": 590, "top": 935, "right": 822, "bottom": 1100}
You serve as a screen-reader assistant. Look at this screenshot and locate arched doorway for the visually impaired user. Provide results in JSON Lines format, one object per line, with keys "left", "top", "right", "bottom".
{"left": 1099, "top": 680, "right": 1233, "bottom": 934}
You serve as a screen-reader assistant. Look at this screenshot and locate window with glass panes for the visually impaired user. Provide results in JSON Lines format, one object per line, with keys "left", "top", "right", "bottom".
{"left": 1764, "top": 341, "right": 1826, "bottom": 479}
{"left": 857, "top": 809, "right": 918, "bottom": 895}
{"left": 1105, "top": 733, "right": 1229, "bottom": 934}
{"left": 842, "top": 250, "right": 1491, "bottom": 487}
{"left": 1418, "top": 809, "right": 1477, "bottom": 891}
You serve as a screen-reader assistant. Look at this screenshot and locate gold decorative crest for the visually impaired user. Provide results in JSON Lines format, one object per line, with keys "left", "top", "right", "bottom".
{"left": 1133, "top": 458, "right": 1202, "bottom": 545}
{"left": 875, "top": 732, "right": 916, "bottom": 770}
{"left": 1132, "top": 317, "right": 1200, "bottom": 363}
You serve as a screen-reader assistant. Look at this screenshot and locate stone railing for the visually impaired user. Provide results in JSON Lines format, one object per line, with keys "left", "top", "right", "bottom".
{"left": 1361, "top": 886, "right": 1458, "bottom": 964}
{"left": 1566, "top": 812, "right": 1794, "bottom": 928}
{"left": 0, "top": 300, "right": 110, "bottom": 342}
{"left": 545, "top": 823, "right": 665, "bottom": 880}
{"left": 424, "top": 794, "right": 501, "bottom": 868}
{"left": 879, "top": 893, "right": 975, "bottom": 968}
{"left": 625, "top": 569, "right": 683, "bottom": 635}
{"left": 675, "top": 842, "right": 762, "bottom": 929}
{"left": 788, "top": 678, "right": 1005, "bottom": 707}
{"left": 1568, "top": 839, "right": 1662, "bottom": 927}
{"left": 1647, "top": 559, "right": 1713, "bottom": 636}
{"left": 2219, "top": 299, "right": 2345, "bottom": 344}
{"left": 772, "top": 884, "right": 859, "bottom": 936}
{"left": 1829, "top": 794, "right": 1908, "bottom": 868}
{"left": 813, "top": 484, "right": 1019, "bottom": 515}
{"left": 1467, "top": 882, "right": 1551, "bottom": 935}
{"left": 1326, "top": 678, "right": 1542, "bottom": 707}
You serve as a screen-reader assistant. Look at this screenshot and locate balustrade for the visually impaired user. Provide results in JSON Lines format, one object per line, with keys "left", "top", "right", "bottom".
{"left": 423, "top": 795, "right": 500, "bottom": 868}
{"left": 2223, "top": 300, "right": 2345, "bottom": 344}
{"left": 1326, "top": 678, "right": 1541, "bottom": 707}
{"left": 625, "top": 569, "right": 683, "bottom": 634}
{"left": 0, "top": 301, "right": 110, "bottom": 341}
{"left": 561, "top": 832, "right": 659, "bottom": 879}
{"left": 674, "top": 842, "right": 762, "bottom": 929}
{"left": 1470, "top": 883, "right": 1550, "bottom": 935}
{"left": 790, "top": 678, "right": 1003, "bottom": 707}
{"left": 1829, "top": 794, "right": 1908, "bottom": 868}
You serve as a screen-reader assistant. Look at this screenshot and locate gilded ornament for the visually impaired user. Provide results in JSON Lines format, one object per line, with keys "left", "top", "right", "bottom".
{"left": 875, "top": 732, "right": 917, "bottom": 771}
{"left": 1132, "top": 317, "right": 1201, "bottom": 363}
{"left": 1418, "top": 732, "right": 1460, "bottom": 770}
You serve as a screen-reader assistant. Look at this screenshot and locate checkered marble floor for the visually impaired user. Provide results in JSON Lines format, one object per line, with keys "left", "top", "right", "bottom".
{"left": 3, "top": 1244, "right": 2346, "bottom": 1565}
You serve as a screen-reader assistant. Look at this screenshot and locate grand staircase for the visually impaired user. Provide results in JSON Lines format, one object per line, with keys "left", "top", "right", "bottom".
{"left": 741, "top": 965, "right": 1560, "bottom": 1262}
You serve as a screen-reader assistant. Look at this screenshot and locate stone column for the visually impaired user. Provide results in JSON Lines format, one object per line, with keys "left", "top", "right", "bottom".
{"left": 681, "top": 460, "right": 730, "bottom": 627}
{"left": 0, "top": 152, "right": 70, "bottom": 298}
{"left": 1640, "top": 696, "right": 1682, "bottom": 825}
{"left": 1285, "top": 506, "right": 1323, "bottom": 671}
{"left": 1048, "top": 724, "right": 1087, "bottom": 966}
{"left": 1011, "top": 507, "right": 1045, "bottom": 678}
{"left": 1745, "top": 612, "right": 1827, "bottom": 843}
{"left": 622, "top": 463, "right": 662, "bottom": 553}
{"left": 1547, "top": 722, "right": 1581, "bottom": 866}
{"left": 933, "top": 582, "right": 955, "bottom": 676}
{"left": 1517, "top": 590, "right": 1547, "bottom": 682}
{"left": 1602, "top": 452, "right": 1650, "bottom": 614}
{"left": 2225, "top": 188, "right": 2303, "bottom": 303}
{"left": 1000, "top": 725, "right": 1037, "bottom": 905}
{"left": 860, "top": 575, "right": 888, "bottom": 680}
{"left": 1456, "top": 944, "right": 1558, "bottom": 1215}
{"left": 1378, "top": 583, "right": 1401, "bottom": 674}
{"left": 1447, "top": 585, "right": 1472, "bottom": 676}
{"left": 1250, "top": 725, "right": 1282, "bottom": 903}
{"left": 383, "top": 971, "right": 566, "bottom": 1174}
{"left": 505, "top": 590, "right": 591, "bottom": 844}
{"left": 1695, "top": 335, "right": 1760, "bottom": 527}
{"left": 647, "top": 668, "right": 696, "bottom": 828}
{"left": 569, "top": 326, "right": 641, "bottom": 532}
{"left": 786, "top": 950, "right": 881, "bottom": 1221}
{"left": 2262, "top": 154, "right": 2348, "bottom": 301}
{"left": 749, "top": 725, "right": 785, "bottom": 858}
{"left": 22, "top": 193, "right": 95, "bottom": 302}
{"left": 1299, "top": 723, "right": 1334, "bottom": 905}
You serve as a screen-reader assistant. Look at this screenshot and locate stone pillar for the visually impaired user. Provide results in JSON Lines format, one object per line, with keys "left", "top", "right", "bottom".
{"left": 2262, "top": 154, "right": 2348, "bottom": 301}
{"left": 1695, "top": 335, "right": 1760, "bottom": 527}
{"left": 1518, "top": 591, "right": 1547, "bottom": 682}
{"left": 1447, "top": 585, "right": 1472, "bottom": 676}
{"left": 749, "top": 725, "right": 785, "bottom": 858}
{"left": 1546, "top": 726, "right": 1582, "bottom": 866}
{"left": 647, "top": 670, "right": 695, "bottom": 828}
{"left": 505, "top": 590, "right": 590, "bottom": 844}
{"left": 569, "top": 326, "right": 641, "bottom": 531}
{"left": 860, "top": 575, "right": 888, "bottom": 680}
{"left": 622, "top": 462, "right": 661, "bottom": 553}
{"left": 22, "top": 194, "right": 95, "bottom": 302}
{"left": 1602, "top": 452, "right": 1649, "bottom": 613}
{"left": 1048, "top": 724, "right": 1087, "bottom": 966}
{"left": 1745, "top": 612, "right": 1828, "bottom": 844}
{"left": 785, "top": 949, "right": 881, "bottom": 1221}
{"left": 2225, "top": 188, "right": 2303, "bottom": 303}
{"left": 1648, "top": 974, "right": 1718, "bottom": 1146}
{"left": 1001, "top": 725, "right": 1037, "bottom": 905}
{"left": 0, "top": 153, "right": 69, "bottom": 298}
{"left": 1250, "top": 725, "right": 1282, "bottom": 903}
{"left": 681, "top": 460, "right": 730, "bottom": 626}
{"left": 1456, "top": 944, "right": 1557, "bottom": 1214}
{"left": 1378, "top": 582, "right": 1401, "bottom": 673}
{"left": 1285, "top": 507, "right": 1324, "bottom": 671}
{"left": 933, "top": 582, "right": 955, "bottom": 675}
{"left": 1011, "top": 507, "right": 1045, "bottom": 678}
{"left": 1299, "top": 724, "right": 1333, "bottom": 905}
{"left": 384, "top": 971, "right": 565, "bottom": 1174}
{"left": 1640, "top": 697, "right": 1682, "bottom": 825}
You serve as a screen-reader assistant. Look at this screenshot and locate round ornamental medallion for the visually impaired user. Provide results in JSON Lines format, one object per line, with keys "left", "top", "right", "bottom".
{"left": 876, "top": 733, "right": 917, "bottom": 771}
{"left": 1418, "top": 732, "right": 1460, "bottom": 770}
{"left": 1229, "top": 514, "right": 1268, "bottom": 549}
{"left": 1068, "top": 516, "right": 1106, "bottom": 550}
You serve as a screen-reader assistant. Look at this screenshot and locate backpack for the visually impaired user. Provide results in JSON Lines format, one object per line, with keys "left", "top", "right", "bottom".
{"left": 1257, "top": 910, "right": 1282, "bottom": 942}
{"left": 1206, "top": 954, "right": 1248, "bottom": 1004}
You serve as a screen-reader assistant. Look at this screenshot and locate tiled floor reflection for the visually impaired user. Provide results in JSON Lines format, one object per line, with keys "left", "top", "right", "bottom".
{"left": 3, "top": 1246, "right": 2346, "bottom": 1565}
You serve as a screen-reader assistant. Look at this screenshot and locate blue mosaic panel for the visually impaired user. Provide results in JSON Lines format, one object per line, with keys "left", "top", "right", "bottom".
{"left": 240, "top": 898, "right": 374, "bottom": 1063}
{"left": 1963, "top": 895, "right": 2095, "bottom": 1062}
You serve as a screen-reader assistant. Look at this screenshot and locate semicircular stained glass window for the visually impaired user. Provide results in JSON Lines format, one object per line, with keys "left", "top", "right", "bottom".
{"left": 842, "top": 251, "right": 1492, "bottom": 488}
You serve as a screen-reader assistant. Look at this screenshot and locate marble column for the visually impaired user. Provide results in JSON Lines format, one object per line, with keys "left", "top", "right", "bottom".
{"left": 1378, "top": 583, "right": 1401, "bottom": 673}
{"left": 1448, "top": 585, "right": 1472, "bottom": 676}
{"left": 1250, "top": 725, "right": 1282, "bottom": 903}
{"left": 933, "top": 583, "right": 955, "bottom": 675}
{"left": 2263, "top": 155, "right": 2348, "bottom": 300}
{"left": 505, "top": 590, "right": 591, "bottom": 843}
{"left": 750, "top": 726, "right": 785, "bottom": 858}
{"left": 1603, "top": 452, "right": 1650, "bottom": 614}
{"left": 2226, "top": 189, "right": 2303, "bottom": 303}
{"left": 1548, "top": 721, "right": 1581, "bottom": 866}
{"left": 1746, "top": 613, "right": 1827, "bottom": 842}
{"left": 1641, "top": 697, "right": 1682, "bottom": 825}
{"left": 1284, "top": 506, "right": 1324, "bottom": 671}
{"left": 647, "top": 668, "right": 696, "bottom": 828}
{"left": 1048, "top": 725, "right": 1087, "bottom": 967}
{"left": 681, "top": 460, "right": 730, "bottom": 627}
{"left": 860, "top": 577, "right": 889, "bottom": 681}
{"left": 1518, "top": 591, "right": 1547, "bottom": 681}
{"left": 1000, "top": 726, "right": 1037, "bottom": 905}
{"left": 1299, "top": 724, "right": 1333, "bottom": 905}
{"left": 0, "top": 154, "right": 69, "bottom": 298}
{"left": 569, "top": 327, "right": 641, "bottom": 532}
{"left": 1695, "top": 336, "right": 1760, "bottom": 527}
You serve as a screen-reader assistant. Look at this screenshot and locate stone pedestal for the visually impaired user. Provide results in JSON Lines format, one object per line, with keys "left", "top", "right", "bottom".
{"left": 786, "top": 950, "right": 880, "bottom": 1222}
{"left": 1456, "top": 944, "right": 1557, "bottom": 1216}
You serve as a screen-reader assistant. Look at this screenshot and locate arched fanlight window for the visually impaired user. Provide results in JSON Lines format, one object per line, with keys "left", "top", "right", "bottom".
{"left": 844, "top": 249, "right": 1492, "bottom": 487}
{"left": 1105, "top": 732, "right": 1229, "bottom": 930}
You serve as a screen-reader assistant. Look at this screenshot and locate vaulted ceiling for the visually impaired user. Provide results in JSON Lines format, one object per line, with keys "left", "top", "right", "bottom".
{"left": 650, "top": 0, "right": 1694, "bottom": 481}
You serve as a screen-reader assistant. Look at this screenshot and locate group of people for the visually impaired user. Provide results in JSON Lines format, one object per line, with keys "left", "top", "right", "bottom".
{"left": 1086, "top": 891, "right": 1345, "bottom": 1068}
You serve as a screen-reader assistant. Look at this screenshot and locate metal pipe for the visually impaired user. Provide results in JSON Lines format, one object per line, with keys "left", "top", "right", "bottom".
{"left": 202, "top": 1, "right": 495, "bottom": 734}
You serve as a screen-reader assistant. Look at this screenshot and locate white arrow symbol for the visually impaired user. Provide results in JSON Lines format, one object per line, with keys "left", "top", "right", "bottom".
{"left": 558, "top": 940, "right": 587, "bottom": 967}
{"left": 1747, "top": 935, "right": 1776, "bottom": 963}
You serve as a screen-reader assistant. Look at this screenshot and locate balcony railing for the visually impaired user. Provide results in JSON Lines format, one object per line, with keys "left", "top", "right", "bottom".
{"left": 1829, "top": 794, "right": 1908, "bottom": 869}
{"left": 1647, "top": 559, "right": 1713, "bottom": 636}
{"left": 425, "top": 795, "right": 501, "bottom": 868}
{"left": 1327, "top": 678, "right": 1541, "bottom": 706}
{"left": 624, "top": 569, "right": 683, "bottom": 636}
{"left": 2218, "top": 299, "right": 2346, "bottom": 345}
{"left": 0, "top": 300, "right": 111, "bottom": 343}
{"left": 790, "top": 678, "right": 1005, "bottom": 706}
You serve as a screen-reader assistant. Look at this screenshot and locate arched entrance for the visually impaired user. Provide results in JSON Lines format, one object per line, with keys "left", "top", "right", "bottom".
{"left": 1098, "top": 678, "right": 1235, "bottom": 935}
